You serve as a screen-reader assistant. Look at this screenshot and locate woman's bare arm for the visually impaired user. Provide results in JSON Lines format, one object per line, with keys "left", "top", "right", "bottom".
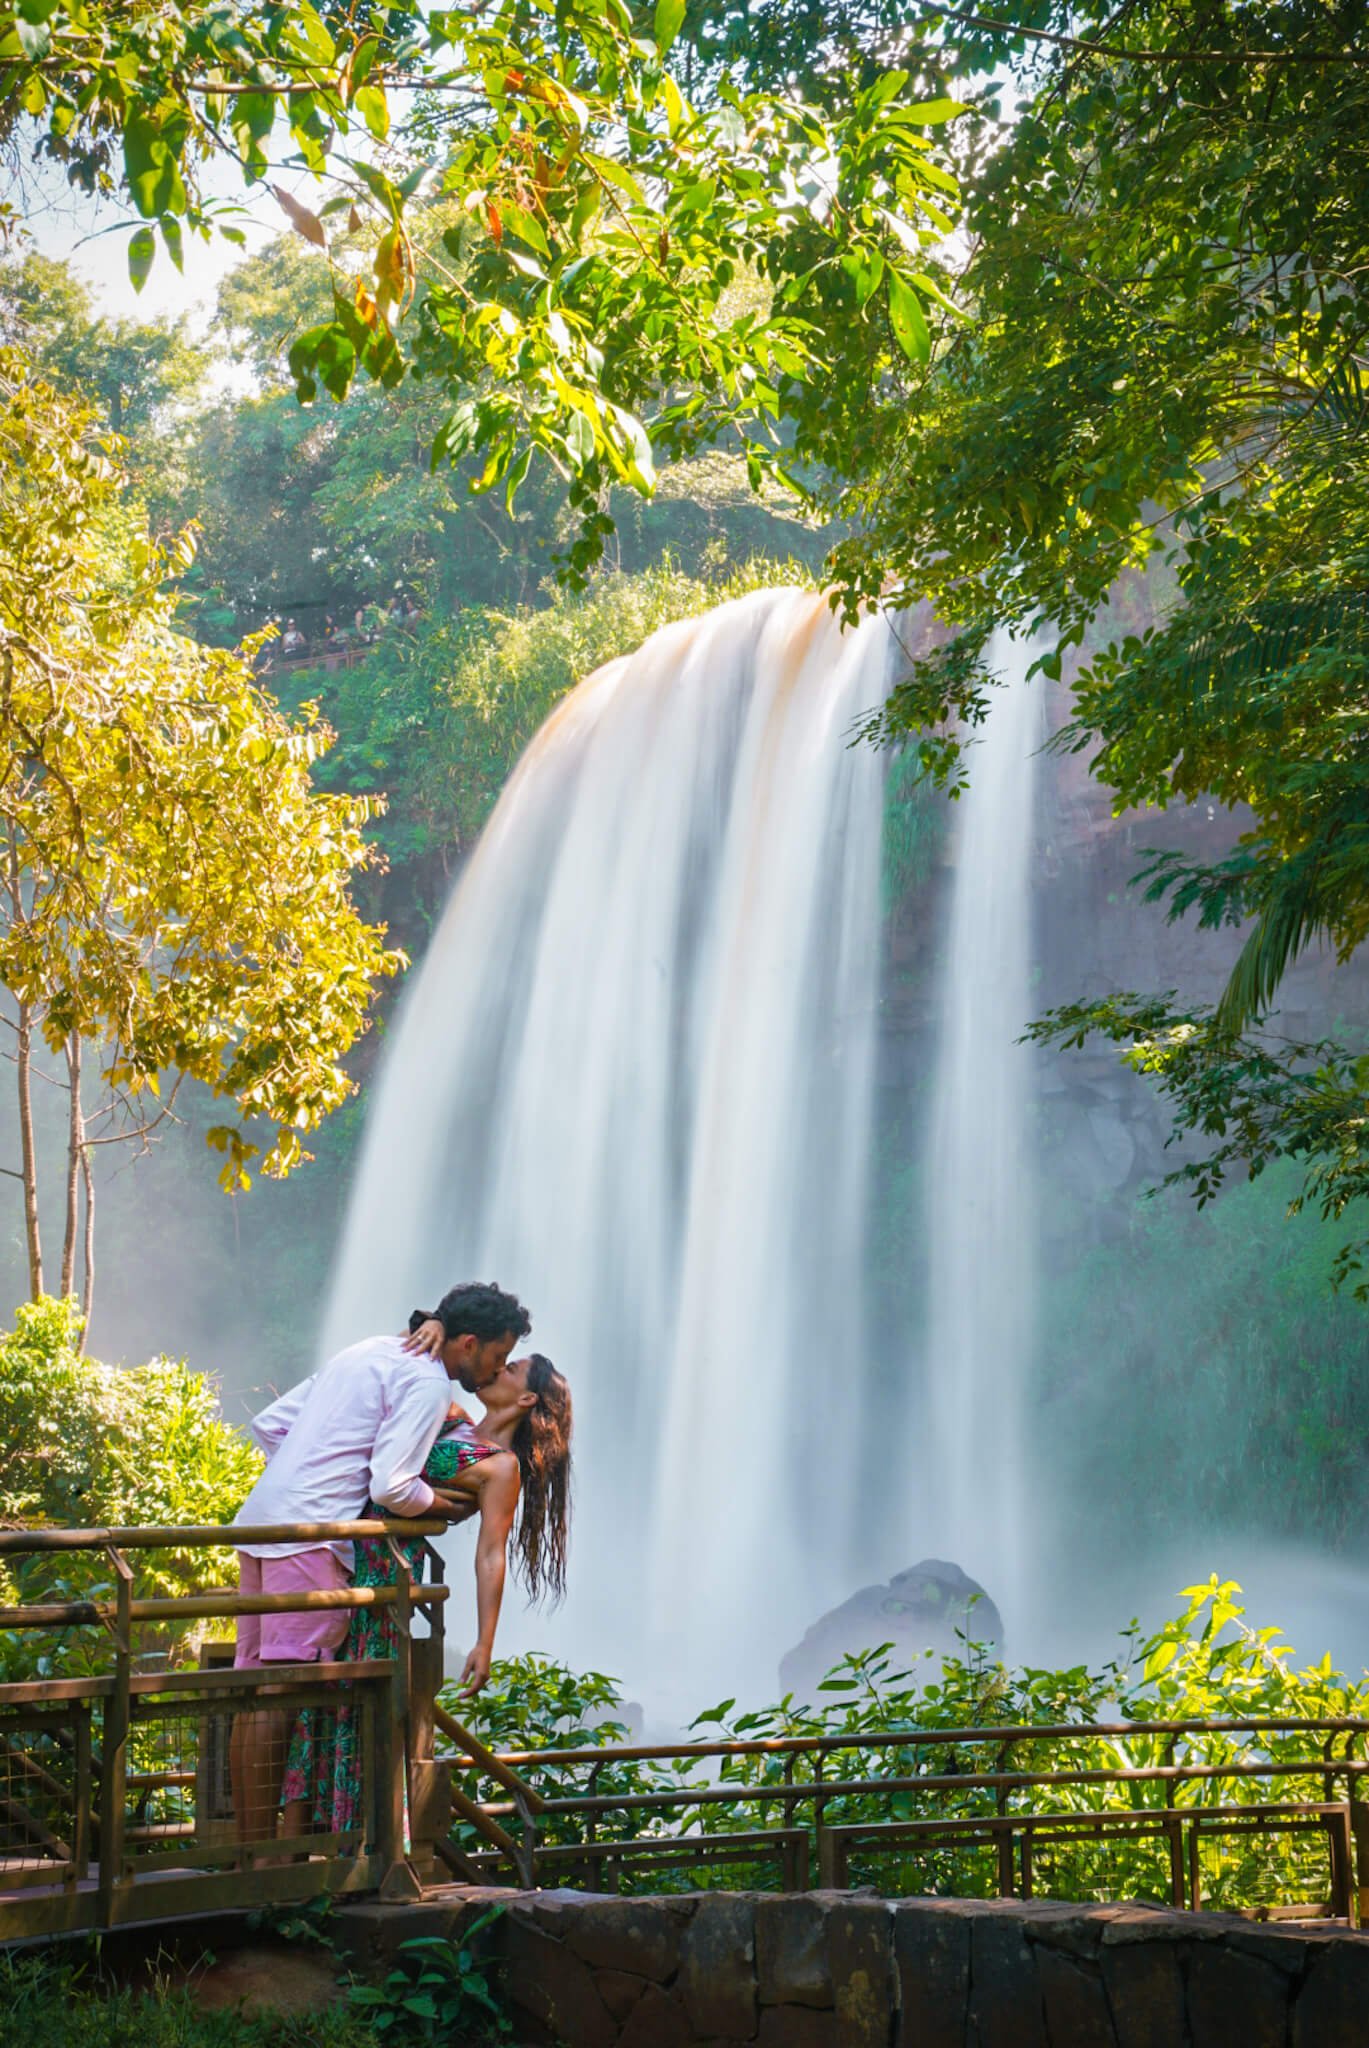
{"left": 457, "top": 1453, "right": 520, "bottom": 1695}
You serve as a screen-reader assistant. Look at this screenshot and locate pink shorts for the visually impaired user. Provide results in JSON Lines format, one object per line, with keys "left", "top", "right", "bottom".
{"left": 234, "top": 1548, "right": 351, "bottom": 1667}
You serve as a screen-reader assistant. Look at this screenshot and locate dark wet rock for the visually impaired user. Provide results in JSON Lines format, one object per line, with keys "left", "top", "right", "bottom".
{"left": 970, "top": 1909, "right": 1050, "bottom": 2048}
{"left": 757, "top": 2006, "right": 837, "bottom": 2048}
{"left": 827, "top": 1897, "right": 894, "bottom": 2048}
{"left": 1292, "top": 1939, "right": 1369, "bottom": 2048}
{"left": 594, "top": 1969, "right": 649, "bottom": 2023}
{"left": 892, "top": 1898, "right": 979, "bottom": 2048}
{"left": 617, "top": 1981, "right": 695, "bottom": 2048}
{"left": 756, "top": 1894, "right": 832, "bottom": 2007}
{"left": 678, "top": 1895, "right": 758, "bottom": 2039}
{"left": 500, "top": 1915, "right": 616, "bottom": 2048}
{"left": 780, "top": 1560, "right": 1003, "bottom": 1698}
{"left": 1099, "top": 1937, "right": 1186, "bottom": 2048}
{"left": 1186, "top": 1945, "right": 1291, "bottom": 2048}
{"left": 564, "top": 1895, "right": 689, "bottom": 1981}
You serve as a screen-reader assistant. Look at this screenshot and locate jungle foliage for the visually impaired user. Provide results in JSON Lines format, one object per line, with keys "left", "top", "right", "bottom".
{"left": 0, "top": 0, "right": 964, "bottom": 579}
{"left": 451, "top": 1579, "right": 1369, "bottom": 1911}
{"left": 0, "top": 1295, "right": 260, "bottom": 1676}
{"left": 1037, "top": 1161, "right": 1369, "bottom": 1566}
{"left": 831, "top": 0, "right": 1369, "bottom": 1284}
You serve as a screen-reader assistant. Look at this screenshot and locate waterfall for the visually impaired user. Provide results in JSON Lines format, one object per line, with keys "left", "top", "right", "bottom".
{"left": 322, "top": 588, "right": 891, "bottom": 1706}
{"left": 921, "top": 630, "right": 1041, "bottom": 1623}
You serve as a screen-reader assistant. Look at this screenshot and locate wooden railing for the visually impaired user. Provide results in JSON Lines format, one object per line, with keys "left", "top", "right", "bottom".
{"left": 6, "top": 1522, "right": 1369, "bottom": 1931}
{"left": 437, "top": 1715, "right": 1369, "bottom": 1922}
{"left": 0, "top": 1519, "right": 525, "bottom": 1940}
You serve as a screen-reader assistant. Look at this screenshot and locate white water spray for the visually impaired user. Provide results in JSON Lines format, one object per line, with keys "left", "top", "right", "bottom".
{"left": 922, "top": 630, "right": 1041, "bottom": 1621}
{"left": 323, "top": 588, "right": 891, "bottom": 1706}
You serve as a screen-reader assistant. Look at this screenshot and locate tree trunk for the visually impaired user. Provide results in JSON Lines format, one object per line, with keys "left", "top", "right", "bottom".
{"left": 15, "top": 1001, "right": 43, "bottom": 1299}
{"left": 79, "top": 1138, "right": 94, "bottom": 1344}
{"left": 61, "top": 1033, "right": 81, "bottom": 1301}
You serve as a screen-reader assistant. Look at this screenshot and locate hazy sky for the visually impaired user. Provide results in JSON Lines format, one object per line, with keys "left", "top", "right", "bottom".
{"left": 22, "top": 154, "right": 310, "bottom": 327}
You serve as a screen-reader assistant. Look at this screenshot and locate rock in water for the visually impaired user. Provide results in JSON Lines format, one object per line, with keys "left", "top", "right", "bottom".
{"left": 778, "top": 1559, "right": 1003, "bottom": 1700}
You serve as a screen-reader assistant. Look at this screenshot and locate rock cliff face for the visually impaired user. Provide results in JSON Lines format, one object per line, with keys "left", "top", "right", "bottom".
{"left": 878, "top": 667, "right": 1369, "bottom": 1247}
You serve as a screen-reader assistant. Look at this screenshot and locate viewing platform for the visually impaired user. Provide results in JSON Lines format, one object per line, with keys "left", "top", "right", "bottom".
{"left": 4, "top": 1522, "right": 1369, "bottom": 1949}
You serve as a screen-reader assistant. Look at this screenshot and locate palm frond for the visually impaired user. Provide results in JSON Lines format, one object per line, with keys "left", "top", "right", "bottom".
{"left": 1215, "top": 889, "right": 1329, "bottom": 1037}
{"left": 1211, "top": 827, "right": 1366, "bottom": 1035}
{"left": 1171, "top": 591, "right": 1369, "bottom": 716}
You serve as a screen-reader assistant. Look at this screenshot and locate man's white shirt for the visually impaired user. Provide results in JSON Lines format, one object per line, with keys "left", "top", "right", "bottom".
{"left": 234, "top": 1333, "right": 451, "bottom": 1560}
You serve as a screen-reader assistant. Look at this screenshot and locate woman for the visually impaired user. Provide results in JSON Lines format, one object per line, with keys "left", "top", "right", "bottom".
{"left": 280, "top": 1352, "right": 572, "bottom": 1838}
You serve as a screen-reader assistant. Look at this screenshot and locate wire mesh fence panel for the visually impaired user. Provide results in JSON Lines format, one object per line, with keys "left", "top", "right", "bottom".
{"left": 843, "top": 1837, "right": 1003, "bottom": 1899}
{"left": 1195, "top": 1816, "right": 1339, "bottom": 1916}
{"left": 1024, "top": 1822, "right": 1178, "bottom": 1908}
{"left": 119, "top": 1678, "right": 380, "bottom": 1873}
{"left": 0, "top": 1712, "right": 82, "bottom": 1881}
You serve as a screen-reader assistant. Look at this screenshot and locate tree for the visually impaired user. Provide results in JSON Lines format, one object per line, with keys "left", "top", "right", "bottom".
{"left": 0, "top": 1295, "right": 262, "bottom": 1670}
{"left": 822, "top": 0, "right": 1369, "bottom": 1285}
{"left": 0, "top": 252, "right": 207, "bottom": 476}
{"left": 0, "top": 350, "right": 401, "bottom": 1318}
{"left": 0, "top": 0, "right": 964, "bottom": 576}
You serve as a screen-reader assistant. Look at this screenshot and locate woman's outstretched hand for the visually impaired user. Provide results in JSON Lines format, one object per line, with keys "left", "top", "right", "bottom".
{"left": 458, "top": 1642, "right": 492, "bottom": 1694}
{"left": 403, "top": 1318, "right": 446, "bottom": 1358}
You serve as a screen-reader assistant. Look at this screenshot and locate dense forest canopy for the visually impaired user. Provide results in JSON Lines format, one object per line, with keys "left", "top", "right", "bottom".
{"left": 0, "top": 0, "right": 1365, "bottom": 1328}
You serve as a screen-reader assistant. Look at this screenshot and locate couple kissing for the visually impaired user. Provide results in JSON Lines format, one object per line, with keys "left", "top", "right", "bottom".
{"left": 228, "top": 1281, "right": 572, "bottom": 1847}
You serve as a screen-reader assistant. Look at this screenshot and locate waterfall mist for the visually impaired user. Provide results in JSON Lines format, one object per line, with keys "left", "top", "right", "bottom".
{"left": 323, "top": 588, "right": 893, "bottom": 1708}
{"left": 920, "top": 634, "right": 1042, "bottom": 1622}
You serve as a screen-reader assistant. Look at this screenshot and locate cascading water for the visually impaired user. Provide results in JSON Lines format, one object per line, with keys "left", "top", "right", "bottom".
{"left": 322, "top": 587, "right": 893, "bottom": 1707}
{"left": 921, "top": 630, "right": 1041, "bottom": 1623}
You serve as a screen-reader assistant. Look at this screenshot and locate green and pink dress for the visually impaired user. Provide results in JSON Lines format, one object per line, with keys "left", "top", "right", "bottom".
{"left": 280, "top": 1426, "right": 499, "bottom": 1835}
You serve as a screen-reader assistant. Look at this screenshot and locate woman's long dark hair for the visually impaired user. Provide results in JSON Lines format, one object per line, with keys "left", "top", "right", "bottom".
{"left": 510, "top": 1354, "right": 572, "bottom": 1603}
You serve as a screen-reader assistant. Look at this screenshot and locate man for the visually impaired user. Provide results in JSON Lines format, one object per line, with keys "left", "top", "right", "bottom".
{"left": 228, "top": 1281, "right": 531, "bottom": 1848}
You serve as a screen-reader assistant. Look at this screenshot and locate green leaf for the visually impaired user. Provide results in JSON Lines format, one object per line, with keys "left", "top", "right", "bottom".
{"left": 655, "top": 0, "right": 687, "bottom": 55}
{"left": 127, "top": 226, "right": 156, "bottom": 293}
{"left": 904, "top": 97, "right": 970, "bottom": 124}
{"left": 354, "top": 84, "right": 389, "bottom": 142}
{"left": 504, "top": 444, "right": 533, "bottom": 511}
{"left": 887, "top": 268, "right": 930, "bottom": 364}
{"left": 160, "top": 215, "right": 184, "bottom": 272}
{"left": 585, "top": 152, "right": 648, "bottom": 208}
{"left": 499, "top": 200, "right": 550, "bottom": 256}
{"left": 123, "top": 108, "right": 182, "bottom": 219}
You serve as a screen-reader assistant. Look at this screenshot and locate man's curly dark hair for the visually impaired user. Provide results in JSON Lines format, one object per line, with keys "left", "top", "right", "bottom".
{"left": 409, "top": 1281, "right": 531, "bottom": 1344}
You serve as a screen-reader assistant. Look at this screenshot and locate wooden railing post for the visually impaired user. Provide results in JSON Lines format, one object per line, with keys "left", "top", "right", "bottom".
{"left": 1350, "top": 1794, "right": 1369, "bottom": 1927}
{"left": 814, "top": 1752, "right": 834, "bottom": 1887}
{"left": 71, "top": 1702, "right": 92, "bottom": 1885}
{"left": 378, "top": 1539, "right": 420, "bottom": 1900}
{"left": 96, "top": 1545, "right": 132, "bottom": 1926}
{"left": 406, "top": 1543, "right": 447, "bottom": 1885}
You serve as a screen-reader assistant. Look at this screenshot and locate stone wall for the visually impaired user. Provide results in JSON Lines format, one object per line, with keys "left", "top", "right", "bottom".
{"left": 335, "top": 1885, "right": 1369, "bottom": 2048}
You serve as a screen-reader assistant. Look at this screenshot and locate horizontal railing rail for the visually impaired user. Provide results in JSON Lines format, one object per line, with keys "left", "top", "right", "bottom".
{"left": 439, "top": 1713, "right": 1369, "bottom": 1917}
{"left": 0, "top": 1519, "right": 446, "bottom": 1553}
{"left": 490, "top": 1715, "right": 1369, "bottom": 1768}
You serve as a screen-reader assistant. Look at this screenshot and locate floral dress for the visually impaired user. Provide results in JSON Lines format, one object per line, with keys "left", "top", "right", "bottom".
{"left": 280, "top": 1427, "right": 499, "bottom": 1836}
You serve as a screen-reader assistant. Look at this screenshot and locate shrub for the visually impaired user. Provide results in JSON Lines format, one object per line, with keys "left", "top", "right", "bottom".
{"left": 0, "top": 1295, "right": 261, "bottom": 1675}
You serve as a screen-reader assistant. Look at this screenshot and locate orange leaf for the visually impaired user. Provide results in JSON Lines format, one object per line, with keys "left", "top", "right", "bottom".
{"left": 273, "top": 184, "right": 326, "bottom": 249}
{"left": 486, "top": 202, "right": 503, "bottom": 247}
